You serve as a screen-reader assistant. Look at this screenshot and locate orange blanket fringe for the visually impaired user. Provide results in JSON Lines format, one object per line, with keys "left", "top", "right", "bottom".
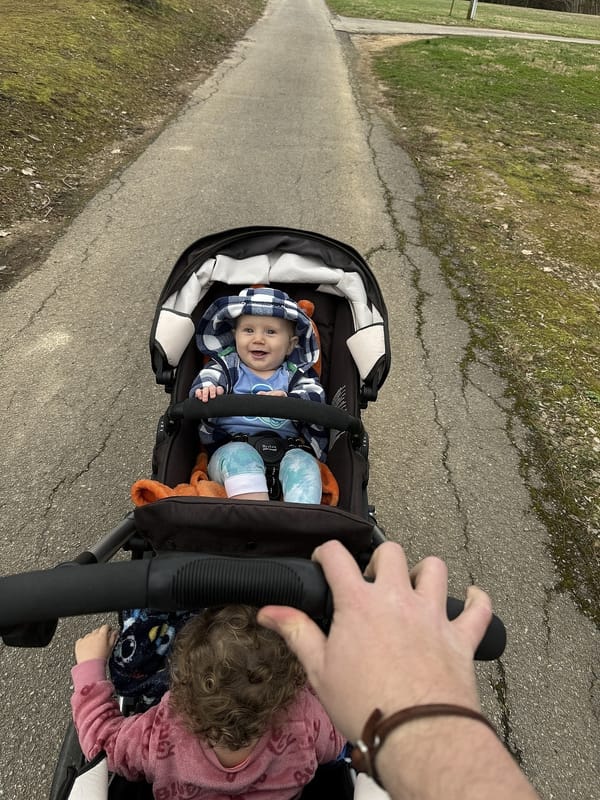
{"left": 131, "top": 452, "right": 339, "bottom": 507}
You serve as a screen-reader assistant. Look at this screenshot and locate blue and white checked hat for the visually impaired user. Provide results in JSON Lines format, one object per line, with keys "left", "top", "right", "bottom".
{"left": 195, "top": 287, "right": 320, "bottom": 368}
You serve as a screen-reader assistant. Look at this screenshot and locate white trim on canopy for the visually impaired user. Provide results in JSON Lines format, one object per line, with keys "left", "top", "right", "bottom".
{"left": 154, "top": 251, "right": 386, "bottom": 383}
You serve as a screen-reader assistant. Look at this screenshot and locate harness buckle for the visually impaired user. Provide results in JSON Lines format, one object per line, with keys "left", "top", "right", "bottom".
{"left": 229, "top": 433, "right": 314, "bottom": 501}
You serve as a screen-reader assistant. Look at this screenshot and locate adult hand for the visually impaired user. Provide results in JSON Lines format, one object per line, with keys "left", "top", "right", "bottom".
{"left": 195, "top": 385, "right": 225, "bottom": 402}
{"left": 258, "top": 540, "right": 492, "bottom": 744}
{"left": 75, "top": 624, "right": 118, "bottom": 664}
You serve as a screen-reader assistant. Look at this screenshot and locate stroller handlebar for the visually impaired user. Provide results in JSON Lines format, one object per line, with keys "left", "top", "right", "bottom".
{"left": 0, "top": 554, "right": 506, "bottom": 660}
{"left": 170, "top": 396, "right": 365, "bottom": 438}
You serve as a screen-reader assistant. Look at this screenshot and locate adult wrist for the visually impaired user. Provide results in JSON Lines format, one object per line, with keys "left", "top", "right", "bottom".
{"left": 351, "top": 705, "right": 497, "bottom": 788}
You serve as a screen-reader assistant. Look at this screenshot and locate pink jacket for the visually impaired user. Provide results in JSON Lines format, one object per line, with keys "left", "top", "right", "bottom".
{"left": 71, "top": 660, "right": 345, "bottom": 800}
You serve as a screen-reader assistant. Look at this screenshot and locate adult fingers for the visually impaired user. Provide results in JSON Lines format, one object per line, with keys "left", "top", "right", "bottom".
{"left": 311, "top": 540, "right": 367, "bottom": 606}
{"left": 362, "top": 541, "right": 412, "bottom": 592}
{"left": 452, "top": 585, "right": 493, "bottom": 655}
{"left": 257, "top": 606, "right": 326, "bottom": 685}
{"left": 410, "top": 555, "right": 449, "bottom": 609}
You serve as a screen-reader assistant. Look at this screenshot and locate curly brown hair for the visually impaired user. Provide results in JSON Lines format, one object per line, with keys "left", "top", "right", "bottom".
{"left": 169, "top": 605, "right": 306, "bottom": 749}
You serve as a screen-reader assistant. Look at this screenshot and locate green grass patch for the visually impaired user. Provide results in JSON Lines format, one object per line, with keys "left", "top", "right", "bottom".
{"left": 370, "top": 35, "right": 600, "bottom": 620}
{"left": 327, "top": 0, "right": 600, "bottom": 39}
{"left": 0, "top": 0, "right": 266, "bottom": 231}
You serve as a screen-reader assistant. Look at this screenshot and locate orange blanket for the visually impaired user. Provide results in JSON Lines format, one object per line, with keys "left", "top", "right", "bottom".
{"left": 131, "top": 452, "right": 339, "bottom": 507}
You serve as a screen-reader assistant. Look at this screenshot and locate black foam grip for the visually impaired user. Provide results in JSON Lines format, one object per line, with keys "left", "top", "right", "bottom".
{"left": 0, "top": 556, "right": 506, "bottom": 660}
{"left": 447, "top": 597, "right": 506, "bottom": 661}
{"left": 147, "top": 555, "right": 331, "bottom": 618}
{"left": 171, "top": 395, "right": 363, "bottom": 436}
{"left": 0, "top": 556, "right": 331, "bottom": 626}
{"left": 0, "top": 561, "right": 151, "bottom": 624}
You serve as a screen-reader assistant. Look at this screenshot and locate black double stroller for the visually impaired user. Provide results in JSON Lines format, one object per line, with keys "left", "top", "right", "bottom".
{"left": 0, "top": 227, "right": 505, "bottom": 799}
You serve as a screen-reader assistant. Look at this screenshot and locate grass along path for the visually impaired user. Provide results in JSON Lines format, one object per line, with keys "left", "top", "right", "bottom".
{"left": 355, "top": 32, "right": 600, "bottom": 622}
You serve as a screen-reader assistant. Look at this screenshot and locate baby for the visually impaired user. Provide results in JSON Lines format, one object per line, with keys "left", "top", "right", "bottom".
{"left": 71, "top": 606, "right": 345, "bottom": 798}
{"left": 189, "top": 287, "right": 327, "bottom": 503}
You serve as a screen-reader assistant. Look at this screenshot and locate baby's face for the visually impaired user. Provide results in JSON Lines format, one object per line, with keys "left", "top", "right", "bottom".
{"left": 234, "top": 315, "right": 298, "bottom": 377}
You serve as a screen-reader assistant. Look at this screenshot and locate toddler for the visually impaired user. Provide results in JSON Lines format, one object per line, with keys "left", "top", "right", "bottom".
{"left": 71, "top": 606, "right": 345, "bottom": 799}
{"left": 189, "top": 287, "right": 327, "bottom": 503}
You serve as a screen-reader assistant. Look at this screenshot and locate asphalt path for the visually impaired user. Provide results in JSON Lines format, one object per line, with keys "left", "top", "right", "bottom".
{"left": 0, "top": 0, "right": 598, "bottom": 797}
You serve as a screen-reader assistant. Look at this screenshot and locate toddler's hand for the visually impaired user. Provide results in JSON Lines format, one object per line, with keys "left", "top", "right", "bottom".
{"left": 257, "top": 390, "right": 287, "bottom": 397}
{"left": 195, "top": 385, "right": 225, "bottom": 402}
{"left": 75, "top": 624, "right": 118, "bottom": 664}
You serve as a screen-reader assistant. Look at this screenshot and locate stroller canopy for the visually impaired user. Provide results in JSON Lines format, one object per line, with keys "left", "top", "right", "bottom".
{"left": 150, "top": 227, "right": 390, "bottom": 402}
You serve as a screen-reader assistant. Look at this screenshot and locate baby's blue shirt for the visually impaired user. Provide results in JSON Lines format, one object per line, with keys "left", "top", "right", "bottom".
{"left": 218, "top": 364, "right": 299, "bottom": 439}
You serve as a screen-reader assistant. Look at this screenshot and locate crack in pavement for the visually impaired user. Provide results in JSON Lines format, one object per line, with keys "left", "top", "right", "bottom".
{"left": 14, "top": 283, "right": 61, "bottom": 339}
{"left": 348, "top": 20, "right": 478, "bottom": 573}
{"left": 491, "top": 659, "right": 526, "bottom": 764}
{"left": 40, "top": 387, "right": 128, "bottom": 525}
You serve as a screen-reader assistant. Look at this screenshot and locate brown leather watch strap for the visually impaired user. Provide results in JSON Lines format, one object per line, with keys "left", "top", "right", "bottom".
{"left": 351, "top": 704, "right": 497, "bottom": 787}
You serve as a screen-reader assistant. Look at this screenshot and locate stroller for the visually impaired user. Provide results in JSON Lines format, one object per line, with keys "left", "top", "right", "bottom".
{"left": 0, "top": 227, "right": 506, "bottom": 800}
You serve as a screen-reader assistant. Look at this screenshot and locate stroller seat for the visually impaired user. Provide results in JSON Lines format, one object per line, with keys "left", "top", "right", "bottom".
{"left": 148, "top": 227, "right": 390, "bottom": 522}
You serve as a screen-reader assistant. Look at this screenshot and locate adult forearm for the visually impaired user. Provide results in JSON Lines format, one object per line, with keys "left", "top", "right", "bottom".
{"left": 377, "top": 717, "right": 538, "bottom": 800}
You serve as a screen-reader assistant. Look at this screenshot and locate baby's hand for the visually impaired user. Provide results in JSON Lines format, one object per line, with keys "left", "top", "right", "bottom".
{"left": 256, "top": 390, "right": 287, "bottom": 397}
{"left": 75, "top": 624, "right": 118, "bottom": 664}
{"left": 195, "top": 385, "right": 225, "bottom": 402}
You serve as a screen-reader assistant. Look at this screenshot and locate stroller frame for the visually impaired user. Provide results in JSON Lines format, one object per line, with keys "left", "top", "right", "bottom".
{"left": 0, "top": 227, "right": 505, "bottom": 800}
